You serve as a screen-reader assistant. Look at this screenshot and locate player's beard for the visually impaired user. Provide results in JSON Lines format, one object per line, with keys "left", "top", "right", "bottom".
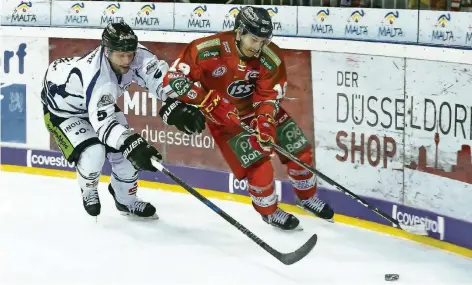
{"left": 109, "top": 61, "right": 130, "bottom": 75}
{"left": 117, "top": 65, "right": 130, "bottom": 74}
{"left": 236, "top": 40, "right": 260, "bottom": 61}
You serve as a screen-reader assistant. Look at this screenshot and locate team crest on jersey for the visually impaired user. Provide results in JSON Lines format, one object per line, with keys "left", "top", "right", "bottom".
{"left": 187, "top": 90, "right": 198, "bottom": 99}
{"left": 212, "top": 65, "right": 227, "bottom": 77}
{"left": 97, "top": 94, "right": 115, "bottom": 108}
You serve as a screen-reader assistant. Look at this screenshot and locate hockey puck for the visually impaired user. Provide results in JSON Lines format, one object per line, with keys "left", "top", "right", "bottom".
{"left": 385, "top": 274, "right": 399, "bottom": 281}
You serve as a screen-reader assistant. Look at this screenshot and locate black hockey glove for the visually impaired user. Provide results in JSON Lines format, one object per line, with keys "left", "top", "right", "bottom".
{"left": 121, "top": 133, "right": 162, "bottom": 172}
{"left": 159, "top": 98, "right": 206, "bottom": 135}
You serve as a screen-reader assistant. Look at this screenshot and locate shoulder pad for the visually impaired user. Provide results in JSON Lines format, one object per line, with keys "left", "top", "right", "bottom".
{"left": 195, "top": 37, "right": 222, "bottom": 60}
{"left": 196, "top": 38, "right": 221, "bottom": 51}
{"left": 261, "top": 45, "right": 281, "bottom": 67}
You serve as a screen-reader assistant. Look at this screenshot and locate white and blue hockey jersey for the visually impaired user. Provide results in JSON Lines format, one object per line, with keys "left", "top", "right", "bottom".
{"left": 42, "top": 44, "right": 169, "bottom": 150}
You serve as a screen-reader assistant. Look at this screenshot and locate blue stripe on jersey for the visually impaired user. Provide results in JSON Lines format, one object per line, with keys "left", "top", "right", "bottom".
{"left": 85, "top": 48, "right": 105, "bottom": 108}
{"left": 85, "top": 70, "right": 100, "bottom": 108}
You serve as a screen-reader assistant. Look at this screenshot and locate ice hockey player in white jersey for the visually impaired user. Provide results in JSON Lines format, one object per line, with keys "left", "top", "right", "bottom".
{"left": 41, "top": 22, "right": 206, "bottom": 218}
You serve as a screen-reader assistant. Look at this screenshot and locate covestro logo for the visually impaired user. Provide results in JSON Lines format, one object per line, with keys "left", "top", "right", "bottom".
{"left": 392, "top": 205, "right": 445, "bottom": 240}
{"left": 27, "top": 150, "right": 75, "bottom": 168}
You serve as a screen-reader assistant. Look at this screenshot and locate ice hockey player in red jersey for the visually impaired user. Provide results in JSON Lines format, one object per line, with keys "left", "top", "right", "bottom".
{"left": 159, "top": 6, "right": 334, "bottom": 230}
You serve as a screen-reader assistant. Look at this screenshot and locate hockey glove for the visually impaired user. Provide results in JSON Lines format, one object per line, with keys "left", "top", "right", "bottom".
{"left": 159, "top": 98, "right": 205, "bottom": 135}
{"left": 121, "top": 133, "right": 163, "bottom": 171}
{"left": 249, "top": 114, "right": 276, "bottom": 156}
{"left": 162, "top": 71, "right": 240, "bottom": 128}
{"left": 198, "top": 90, "right": 241, "bottom": 128}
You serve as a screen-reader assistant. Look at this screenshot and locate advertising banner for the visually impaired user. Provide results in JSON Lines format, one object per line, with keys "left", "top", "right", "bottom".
{"left": 50, "top": 1, "right": 174, "bottom": 30}
{"left": 48, "top": 38, "right": 314, "bottom": 179}
{"left": 173, "top": 3, "right": 297, "bottom": 36}
{"left": 1, "top": 82, "right": 26, "bottom": 143}
{"left": 312, "top": 51, "right": 406, "bottom": 204}
{"left": 311, "top": 50, "right": 472, "bottom": 223}
{"left": 404, "top": 59, "right": 472, "bottom": 221}
{"left": 298, "top": 7, "right": 418, "bottom": 43}
{"left": 418, "top": 11, "right": 472, "bottom": 47}
{"left": 1, "top": 36, "right": 49, "bottom": 147}
{"left": 1, "top": 0, "right": 51, "bottom": 27}
{"left": 6, "top": 1, "right": 472, "bottom": 48}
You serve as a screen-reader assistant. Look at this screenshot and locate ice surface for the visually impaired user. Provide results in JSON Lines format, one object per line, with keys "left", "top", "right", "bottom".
{"left": 0, "top": 171, "right": 471, "bottom": 285}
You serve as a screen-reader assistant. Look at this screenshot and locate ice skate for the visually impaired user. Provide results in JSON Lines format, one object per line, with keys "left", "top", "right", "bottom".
{"left": 262, "top": 207, "right": 302, "bottom": 231}
{"left": 296, "top": 195, "right": 334, "bottom": 222}
{"left": 108, "top": 184, "right": 158, "bottom": 219}
{"left": 81, "top": 188, "right": 101, "bottom": 217}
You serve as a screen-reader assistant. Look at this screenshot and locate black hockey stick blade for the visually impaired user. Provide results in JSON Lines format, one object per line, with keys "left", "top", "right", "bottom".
{"left": 237, "top": 121, "right": 428, "bottom": 236}
{"left": 278, "top": 233, "right": 318, "bottom": 265}
{"left": 150, "top": 158, "right": 317, "bottom": 265}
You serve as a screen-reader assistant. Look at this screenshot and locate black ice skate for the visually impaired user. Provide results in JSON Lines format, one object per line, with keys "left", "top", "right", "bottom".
{"left": 108, "top": 184, "right": 158, "bottom": 219}
{"left": 262, "top": 208, "right": 301, "bottom": 231}
{"left": 81, "top": 188, "right": 101, "bottom": 216}
{"left": 296, "top": 196, "right": 334, "bottom": 222}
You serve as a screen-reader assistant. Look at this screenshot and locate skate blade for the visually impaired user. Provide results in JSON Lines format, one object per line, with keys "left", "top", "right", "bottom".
{"left": 296, "top": 204, "right": 335, "bottom": 223}
{"left": 119, "top": 212, "right": 160, "bottom": 220}
{"left": 265, "top": 221, "right": 304, "bottom": 232}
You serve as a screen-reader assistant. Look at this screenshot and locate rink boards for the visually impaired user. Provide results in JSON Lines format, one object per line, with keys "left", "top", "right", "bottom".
{"left": 1, "top": 26, "right": 472, "bottom": 258}
{"left": 1, "top": 146, "right": 471, "bottom": 258}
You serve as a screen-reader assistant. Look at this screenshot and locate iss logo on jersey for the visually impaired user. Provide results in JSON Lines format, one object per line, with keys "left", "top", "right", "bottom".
{"left": 228, "top": 173, "right": 282, "bottom": 201}
{"left": 227, "top": 80, "right": 255, "bottom": 98}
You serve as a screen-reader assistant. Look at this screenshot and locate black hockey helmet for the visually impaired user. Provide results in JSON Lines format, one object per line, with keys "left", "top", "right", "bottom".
{"left": 102, "top": 22, "right": 138, "bottom": 52}
{"left": 234, "top": 6, "right": 273, "bottom": 39}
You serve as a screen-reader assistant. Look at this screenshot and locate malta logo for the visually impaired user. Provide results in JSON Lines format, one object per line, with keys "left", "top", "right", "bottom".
{"left": 70, "top": 2, "right": 84, "bottom": 14}
{"left": 139, "top": 4, "right": 155, "bottom": 16}
{"left": 379, "top": 11, "right": 403, "bottom": 38}
{"left": 226, "top": 7, "right": 240, "bottom": 19}
{"left": 348, "top": 10, "right": 365, "bottom": 23}
{"left": 14, "top": 1, "right": 32, "bottom": 14}
{"left": 266, "top": 7, "right": 278, "bottom": 17}
{"left": 192, "top": 5, "right": 207, "bottom": 17}
{"left": 316, "top": 9, "right": 329, "bottom": 22}
{"left": 435, "top": 14, "right": 450, "bottom": 28}
{"left": 383, "top": 11, "right": 399, "bottom": 25}
{"left": 103, "top": 3, "right": 120, "bottom": 15}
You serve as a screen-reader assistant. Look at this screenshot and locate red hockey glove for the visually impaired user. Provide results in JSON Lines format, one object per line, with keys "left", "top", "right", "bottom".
{"left": 249, "top": 114, "right": 276, "bottom": 156}
{"left": 162, "top": 71, "right": 240, "bottom": 128}
{"left": 198, "top": 90, "right": 240, "bottom": 128}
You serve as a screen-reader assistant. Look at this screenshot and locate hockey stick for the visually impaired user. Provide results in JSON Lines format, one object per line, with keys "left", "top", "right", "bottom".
{"left": 237, "top": 121, "right": 428, "bottom": 236}
{"left": 150, "top": 158, "right": 318, "bottom": 265}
